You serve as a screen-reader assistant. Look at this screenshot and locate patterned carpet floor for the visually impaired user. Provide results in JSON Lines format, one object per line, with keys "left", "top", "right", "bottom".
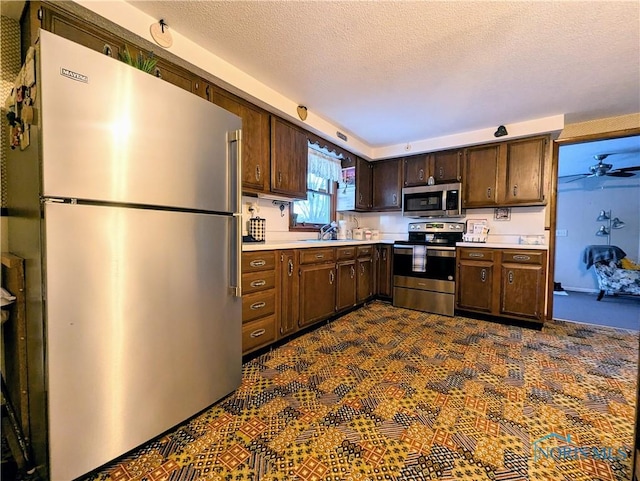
{"left": 88, "top": 302, "right": 638, "bottom": 481}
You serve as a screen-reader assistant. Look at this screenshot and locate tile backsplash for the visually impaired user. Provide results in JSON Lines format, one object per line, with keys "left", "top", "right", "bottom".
{"left": 242, "top": 195, "right": 548, "bottom": 244}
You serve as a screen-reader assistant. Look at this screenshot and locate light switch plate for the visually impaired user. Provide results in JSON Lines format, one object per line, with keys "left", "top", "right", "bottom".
{"left": 556, "top": 229, "right": 568, "bottom": 237}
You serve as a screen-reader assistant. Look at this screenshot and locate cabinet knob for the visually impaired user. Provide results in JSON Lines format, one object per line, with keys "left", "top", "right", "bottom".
{"left": 419, "top": 169, "right": 424, "bottom": 180}
{"left": 513, "top": 185, "right": 518, "bottom": 197}
{"left": 392, "top": 194, "right": 397, "bottom": 205}
{"left": 256, "top": 165, "right": 261, "bottom": 181}
{"left": 508, "top": 271, "right": 514, "bottom": 284}
{"left": 278, "top": 171, "right": 282, "bottom": 186}
{"left": 288, "top": 259, "right": 294, "bottom": 276}
{"left": 486, "top": 187, "right": 491, "bottom": 198}
{"left": 481, "top": 269, "right": 486, "bottom": 282}
{"left": 438, "top": 166, "right": 444, "bottom": 178}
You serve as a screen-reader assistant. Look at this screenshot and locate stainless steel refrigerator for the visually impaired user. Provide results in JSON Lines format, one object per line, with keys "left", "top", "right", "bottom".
{"left": 7, "top": 30, "right": 243, "bottom": 480}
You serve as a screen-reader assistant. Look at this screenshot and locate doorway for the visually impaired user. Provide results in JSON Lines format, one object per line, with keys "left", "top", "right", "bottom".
{"left": 552, "top": 134, "right": 640, "bottom": 330}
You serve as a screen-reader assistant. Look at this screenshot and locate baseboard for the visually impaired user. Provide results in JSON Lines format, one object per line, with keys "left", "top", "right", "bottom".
{"left": 562, "top": 287, "right": 599, "bottom": 294}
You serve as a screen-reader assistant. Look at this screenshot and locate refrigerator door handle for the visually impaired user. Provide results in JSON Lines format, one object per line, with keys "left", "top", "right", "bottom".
{"left": 228, "top": 129, "right": 242, "bottom": 215}
{"left": 230, "top": 214, "right": 242, "bottom": 297}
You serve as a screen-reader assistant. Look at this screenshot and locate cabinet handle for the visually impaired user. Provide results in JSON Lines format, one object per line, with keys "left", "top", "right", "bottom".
{"left": 508, "top": 271, "right": 514, "bottom": 284}
{"left": 250, "top": 301, "right": 266, "bottom": 310}
{"left": 438, "top": 166, "right": 444, "bottom": 178}
{"left": 419, "top": 169, "right": 424, "bottom": 180}
{"left": 350, "top": 266, "right": 355, "bottom": 278}
{"left": 250, "top": 259, "right": 266, "bottom": 267}
{"left": 468, "top": 252, "right": 484, "bottom": 258}
{"left": 250, "top": 329, "right": 266, "bottom": 338}
{"left": 278, "top": 171, "right": 282, "bottom": 186}
{"left": 329, "top": 271, "right": 334, "bottom": 284}
{"left": 481, "top": 269, "right": 487, "bottom": 282}
{"left": 205, "top": 85, "right": 210, "bottom": 100}
{"left": 513, "top": 185, "right": 518, "bottom": 196}
{"left": 382, "top": 249, "right": 387, "bottom": 261}
{"left": 288, "top": 259, "right": 294, "bottom": 276}
{"left": 359, "top": 192, "right": 363, "bottom": 203}
{"left": 392, "top": 194, "right": 397, "bottom": 205}
{"left": 360, "top": 264, "right": 365, "bottom": 275}
{"left": 256, "top": 165, "right": 261, "bottom": 181}
{"left": 513, "top": 255, "right": 530, "bottom": 261}
{"left": 250, "top": 280, "right": 266, "bottom": 288}
{"left": 103, "top": 44, "right": 113, "bottom": 57}
{"left": 316, "top": 254, "right": 324, "bottom": 259}
{"left": 486, "top": 187, "right": 491, "bottom": 198}
{"left": 155, "top": 67, "right": 162, "bottom": 79}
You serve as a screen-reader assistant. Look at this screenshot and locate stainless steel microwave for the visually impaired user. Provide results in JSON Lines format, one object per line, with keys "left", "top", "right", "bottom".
{"left": 402, "top": 182, "right": 464, "bottom": 218}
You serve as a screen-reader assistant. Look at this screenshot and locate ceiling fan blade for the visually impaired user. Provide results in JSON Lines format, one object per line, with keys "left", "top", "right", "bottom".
{"left": 606, "top": 171, "right": 636, "bottom": 177}
{"left": 618, "top": 165, "right": 640, "bottom": 172}
{"left": 560, "top": 174, "right": 589, "bottom": 183}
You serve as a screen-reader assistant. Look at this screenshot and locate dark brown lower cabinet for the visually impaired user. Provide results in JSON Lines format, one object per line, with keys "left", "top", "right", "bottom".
{"left": 456, "top": 247, "right": 546, "bottom": 323}
{"left": 278, "top": 250, "right": 299, "bottom": 338}
{"left": 299, "top": 262, "right": 337, "bottom": 328}
{"left": 356, "top": 257, "right": 374, "bottom": 303}
{"left": 377, "top": 245, "right": 393, "bottom": 299}
{"left": 336, "top": 260, "right": 357, "bottom": 311}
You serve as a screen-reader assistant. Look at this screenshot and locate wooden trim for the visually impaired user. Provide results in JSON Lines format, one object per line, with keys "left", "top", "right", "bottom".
{"left": 556, "top": 127, "right": 640, "bottom": 145}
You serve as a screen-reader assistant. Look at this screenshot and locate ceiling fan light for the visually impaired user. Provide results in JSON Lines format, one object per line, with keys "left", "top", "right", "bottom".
{"left": 596, "top": 210, "right": 610, "bottom": 221}
{"left": 611, "top": 218, "right": 626, "bottom": 229}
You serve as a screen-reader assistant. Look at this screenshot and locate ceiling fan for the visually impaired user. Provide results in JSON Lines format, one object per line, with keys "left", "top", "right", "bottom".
{"left": 560, "top": 153, "right": 640, "bottom": 183}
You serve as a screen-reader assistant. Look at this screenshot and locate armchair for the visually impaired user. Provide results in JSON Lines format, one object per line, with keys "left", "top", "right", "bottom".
{"left": 582, "top": 245, "right": 640, "bottom": 301}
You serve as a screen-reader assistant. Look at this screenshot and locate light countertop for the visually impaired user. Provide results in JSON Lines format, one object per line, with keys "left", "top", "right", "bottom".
{"left": 242, "top": 239, "right": 395, "bottom": 251}
{"left": 456, "top": 242, "right": 548, "bottom": 250}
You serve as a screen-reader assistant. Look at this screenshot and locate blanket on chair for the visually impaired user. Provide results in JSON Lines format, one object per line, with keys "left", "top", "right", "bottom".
{"left": 582, "top": 245, "right": 627, "bottom": 269}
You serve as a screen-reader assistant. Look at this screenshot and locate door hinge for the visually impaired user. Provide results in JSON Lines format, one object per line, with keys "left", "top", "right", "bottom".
{"left": 38, "top": 7, "right": 43, "bottom": 21}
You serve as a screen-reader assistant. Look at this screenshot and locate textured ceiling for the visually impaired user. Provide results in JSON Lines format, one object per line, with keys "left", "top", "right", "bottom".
{"left": 124, "top": 0, "right": 639, "bottom": 151}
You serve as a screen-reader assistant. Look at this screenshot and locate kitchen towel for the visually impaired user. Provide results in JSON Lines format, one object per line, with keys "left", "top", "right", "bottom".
{"left": 412, "top": 245, "right": 427, "bottom": 272}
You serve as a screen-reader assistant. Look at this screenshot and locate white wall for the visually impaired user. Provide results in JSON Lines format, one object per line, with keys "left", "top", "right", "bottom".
{"left": 555, "top": 176, "right": 640, "bottom": 292}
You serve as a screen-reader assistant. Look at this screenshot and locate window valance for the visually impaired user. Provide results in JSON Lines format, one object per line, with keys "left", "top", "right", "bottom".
{"left": 308, "top": 146, "right": 342, "bottom": 183}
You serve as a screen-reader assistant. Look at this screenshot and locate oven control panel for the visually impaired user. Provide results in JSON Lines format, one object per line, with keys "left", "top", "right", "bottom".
{"left": 408, "top": 222, "right": 464, "bottom": 233}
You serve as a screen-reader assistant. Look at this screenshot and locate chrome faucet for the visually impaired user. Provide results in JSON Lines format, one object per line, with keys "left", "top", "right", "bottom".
{"left": 319, "top": 221, "right": 338, "bottom": 240}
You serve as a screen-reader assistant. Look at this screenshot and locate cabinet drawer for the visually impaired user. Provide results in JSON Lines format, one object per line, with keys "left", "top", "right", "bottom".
{"left": 336, "top": 246, "right": 356, "bottom": 260}
{"left": 501, "top": 250, "right": 544, "bottom": 265}
{"left": 242, "top": 251, "right": 276, "bottom": 273}
{"left": 242, "top": 290, "right": 276, "bottom": 323}
{"left": 300, "top": 248, "right": 335, "bottom": 265}
{"left": 242, "top": 270, "right": 276, "bottom": 294}
{"left": 357, "top": 245, "right": 374, "bottom": 258}
{"left": 459, "top": 248, "right": 495, "bottom": 261}
{"left": 242, "top": 315, "right": 276, "bottom": 354}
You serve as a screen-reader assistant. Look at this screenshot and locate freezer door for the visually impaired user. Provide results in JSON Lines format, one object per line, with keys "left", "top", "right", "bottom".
{"left": 43, "top": 202, "right": 241, "bottom": 480}
{"left": 38, "top": 30, "right": 241, "bottom": 213}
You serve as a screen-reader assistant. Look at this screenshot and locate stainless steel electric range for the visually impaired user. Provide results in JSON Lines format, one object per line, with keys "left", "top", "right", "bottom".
{"left": 393, "top": 221, "right": 464, "bottom": 316}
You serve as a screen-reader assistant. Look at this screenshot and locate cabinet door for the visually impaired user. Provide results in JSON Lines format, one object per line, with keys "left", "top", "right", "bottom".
{"left": 456, "top": 260, "right": 494, "bottom": 312}
{"left": 299, "top": 263, "right": 336, "bottom": 327}
{"left": 279, "top": 250, "right": 299, "bottom": 338}
{"left": 152, "top": 59, "right": 195, "bottom": 92}
{"left": 213, "top": 89, "right": 270, "bottom": 194}
{"left": 43, "top": 5, "right": 123, "bottom": 60}
{"left": 372, "top": 159, "right": 403, "bottom": 211}
{"left": 356, "top": 157, "right": 373, "bottom": 210}
{"left": 271, "top": 117, "right": 308, "bottom": 199}
{"left": 336, "top": 261, "right": 357, "bottom": 311}
{"left": 357, "top": 257, "right": 374, "bottom": 303}
{"left": 403, "top": 155, "right": 429, "bottom": 187}
{"left": 502, "top": 137, "right": 546, "bottom": 205}
{"left": 377, "top": 245, "right": 393, "bottom": 298}
{"left": 463, "top": 145, "right": 499, "bottom": 207}
{"left": 500, "top": 263, "right": 545, "bottom": 321}
{"left": 433, "top": 149, "right": 462, "bottom": 183}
